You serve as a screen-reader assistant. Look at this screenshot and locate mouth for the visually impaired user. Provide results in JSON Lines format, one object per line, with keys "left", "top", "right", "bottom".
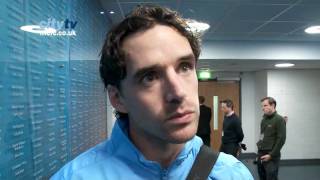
{"left": 167, "top": 111, "right": 194, "bottom": 124}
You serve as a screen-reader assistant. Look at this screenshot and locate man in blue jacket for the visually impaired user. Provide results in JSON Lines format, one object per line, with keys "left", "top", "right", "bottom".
{"left": 51, "top": 5, "right": 253, "bottom": 180}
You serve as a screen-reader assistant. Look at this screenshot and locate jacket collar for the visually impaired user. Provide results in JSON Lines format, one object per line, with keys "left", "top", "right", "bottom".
{"left": 109, "top": 118, "right": 199, "bottom": 170}
{"left": 263, "top": 111, "right": 277, "bottom": 118}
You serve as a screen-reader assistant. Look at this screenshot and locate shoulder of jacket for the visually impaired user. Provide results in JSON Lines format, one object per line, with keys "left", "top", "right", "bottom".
{"left": 60, "top": 141, "right": 111, "bottom": 174}
{"left": 274, "top": 113, "right": 284, "bottom": 120}
{"left": 208, "top": 153, "right": 253, "bottom": 179}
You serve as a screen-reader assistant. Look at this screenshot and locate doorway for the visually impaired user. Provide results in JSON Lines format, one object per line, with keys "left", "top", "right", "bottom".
{"left": 198, "top": 80, "right": 240, "bottom": 151}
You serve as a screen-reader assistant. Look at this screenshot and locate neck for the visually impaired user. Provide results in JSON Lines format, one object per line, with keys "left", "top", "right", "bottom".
{"left": 226, "top": 111, "right": 234, "bottom": 117}
{"left": 129, "top": 124, "right": 184, "bottom": 168}
{"left": 268, "top": 110, "right": 276, "bottom": 116}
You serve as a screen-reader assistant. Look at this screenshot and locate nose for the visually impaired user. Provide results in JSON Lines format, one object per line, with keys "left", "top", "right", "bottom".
{"left": 164, "top": 68, "right": 186, "bottom": 104}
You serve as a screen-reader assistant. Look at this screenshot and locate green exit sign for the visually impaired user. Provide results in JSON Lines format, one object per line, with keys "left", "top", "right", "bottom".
{"left": 198, "top": 71, "right": 211, "bottom": 80}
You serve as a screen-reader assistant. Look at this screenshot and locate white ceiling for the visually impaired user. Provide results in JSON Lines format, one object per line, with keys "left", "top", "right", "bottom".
{"left": 100, "top": 0, "right": 320, "bottom": 72}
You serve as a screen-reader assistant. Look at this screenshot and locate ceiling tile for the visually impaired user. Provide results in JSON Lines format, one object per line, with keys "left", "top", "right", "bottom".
{"left": 119, "top": 0, "right": 174, "bottom": 3}
{"left": 203, "top": 32, "right": 251, "bottom": 41}
{"left": 214, "top": 21, "right": 263, "bottom": 33}
{"left": 119, "top": 1, "right": 179, "bottom": 16}
{"left": 257, "top": 22, "right": 306, "bottom": 33}
{"left": 274, "top": 4, "right": 320, "bottom": 22}
{"left": 101, "top": 0, "right": 320, "bottom": 42}
{"left": 227, "top": 4, "right": 289, "bottom": 21}
{"left": 100, "top": 1, "right": 123, "bottom": 23}
{"left": 179, "top": 2, "right": 234, "bottom": 24}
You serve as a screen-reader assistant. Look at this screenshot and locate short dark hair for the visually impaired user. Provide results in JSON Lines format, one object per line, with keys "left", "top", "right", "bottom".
{"left": 261, "top": 97, "right": 277, "bottom": 108}
{"left": 99, "top": 5, "right": 201, "bottom": 90}
{"left": 99, "top": 5, "right": 201, "bottom": 118}
{"left": 199, "top": 96, "right": 205, "bottom": 104}
{"left": 220, "top": 99, "right": 234, "bottom": 110}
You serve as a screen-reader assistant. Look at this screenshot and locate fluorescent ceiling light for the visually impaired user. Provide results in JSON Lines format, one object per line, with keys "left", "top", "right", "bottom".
{"left": 20, "top": 25, "right": 56, "bottom": 34}
{"left": 275, "top": 63, "right": 295, "bottom": 68}
{"left": 109, "top": 10, "right": 115, "bottom": 14}
{"left": 305, "top": 26, "right": 320, "bottom": 34}
{"left": 100, "top": 11, "right": 105, "bottom": 14}
{"left": 186, "top": 20, "right": 210, "bottom": 34}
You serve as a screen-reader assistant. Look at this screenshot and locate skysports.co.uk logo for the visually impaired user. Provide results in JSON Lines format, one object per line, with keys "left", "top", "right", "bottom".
{"left": 20, "top": 18, "right": 78, "bottom": 36}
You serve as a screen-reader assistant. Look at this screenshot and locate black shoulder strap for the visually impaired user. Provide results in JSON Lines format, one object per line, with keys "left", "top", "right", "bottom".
{"left": 186, "top": 145, "right": 219, "bottom": 180}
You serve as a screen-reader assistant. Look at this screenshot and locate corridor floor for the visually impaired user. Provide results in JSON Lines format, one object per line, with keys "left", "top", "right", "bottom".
{"left": 242, "top": 159, "right": 320, "bottom": 180}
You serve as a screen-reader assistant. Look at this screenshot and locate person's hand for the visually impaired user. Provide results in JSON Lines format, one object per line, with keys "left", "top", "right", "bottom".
{"left": 260, "top": 154, "right": 272, "bottom": 162}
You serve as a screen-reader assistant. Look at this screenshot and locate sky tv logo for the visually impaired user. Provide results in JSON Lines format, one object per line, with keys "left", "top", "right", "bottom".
{"left": 20, "top": 18, "right": 78, "bottom": 36}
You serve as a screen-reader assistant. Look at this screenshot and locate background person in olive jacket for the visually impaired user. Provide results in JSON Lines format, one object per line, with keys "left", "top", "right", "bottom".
{"left": 257, "top": 97, "right": 286, "bottom": 180}
{"left": 196, "top": 96, "right": 212, "bottom": 147}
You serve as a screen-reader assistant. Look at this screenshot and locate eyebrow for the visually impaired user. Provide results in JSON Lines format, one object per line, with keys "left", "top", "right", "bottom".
{"left": 178, "top": 54, "right": 196, "bottom": 63}
{"left": 132, "top": 53, "right": 196, "bottom": 81}
{"left": 133, "top": 64, "right": 161, "bottom": 81}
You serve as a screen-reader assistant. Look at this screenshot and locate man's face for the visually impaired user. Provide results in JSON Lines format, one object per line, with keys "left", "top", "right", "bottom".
{"left": 261, "top": 99, "right": 275, "bottom": 115}
{"left": 220, "top": 103, "right": 230, "bottom": 114}
{"left": 117, "top": 25, "right": 199, "bottom": 144}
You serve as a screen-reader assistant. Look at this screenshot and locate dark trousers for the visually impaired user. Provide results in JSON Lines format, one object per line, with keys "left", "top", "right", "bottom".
{"left": 220, "top": 142, "right": 240, "bottom": 158}
{"left": 198, "top": 134, "right": 210, "bottom": 147}
{"left": 257, "top": 151, "right": 280, "bottom": 180}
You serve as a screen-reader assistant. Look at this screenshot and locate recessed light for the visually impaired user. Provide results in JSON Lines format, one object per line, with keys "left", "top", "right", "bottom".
{"left": 275, "top": 63, "right": 295, "bottom": 68}
{"left": 305, "top": 26, "right": 320, "bottom": 34}
{"left": 109, "top": 11, "right": 115, "bottom": 14}
{"left": 100, "top": 11, "right": 105, "bottom": 15}
{"left": 186, "top": 19, "right": 210, "bottom": 34}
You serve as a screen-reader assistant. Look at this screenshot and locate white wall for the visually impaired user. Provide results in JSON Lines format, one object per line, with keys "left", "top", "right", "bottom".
{"left": 267, "top": 70, "right": 320, "bottom": 159}
{"left": 105, "top": 69, "right": 320, "bottom": 159}
{"left": 254, "top": 71, "right": 268, "bottom": 152}
{"left": 241, "top": 69, "right": 320, "bottom": 159}
{"left": 241, "top": 72, "right": 256, "bottom": 153}
{"left": 241, "top": 71, "right": 267, "bottom": 153}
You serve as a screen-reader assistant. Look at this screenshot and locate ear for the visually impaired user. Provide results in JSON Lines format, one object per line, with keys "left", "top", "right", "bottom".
{"left": 107, "top": 85, "right": 128, "bottom": 113}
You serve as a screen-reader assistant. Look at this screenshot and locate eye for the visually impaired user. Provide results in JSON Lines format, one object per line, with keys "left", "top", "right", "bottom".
{"left": 141, "top": 71, "right": 159, "bottom": 85}
{"left": 179, "top": 61, "right": 194, "bottom": 73}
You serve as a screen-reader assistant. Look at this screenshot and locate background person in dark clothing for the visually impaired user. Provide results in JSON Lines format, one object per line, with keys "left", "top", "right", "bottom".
{"left": 257, "top": 97, "right": 286, "bottom": 180}
{"left": 220, "top": 99, "right": 244, "bottom": 158}
{"left": 196, "top": 96, "right": 212, "bottom": 147}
